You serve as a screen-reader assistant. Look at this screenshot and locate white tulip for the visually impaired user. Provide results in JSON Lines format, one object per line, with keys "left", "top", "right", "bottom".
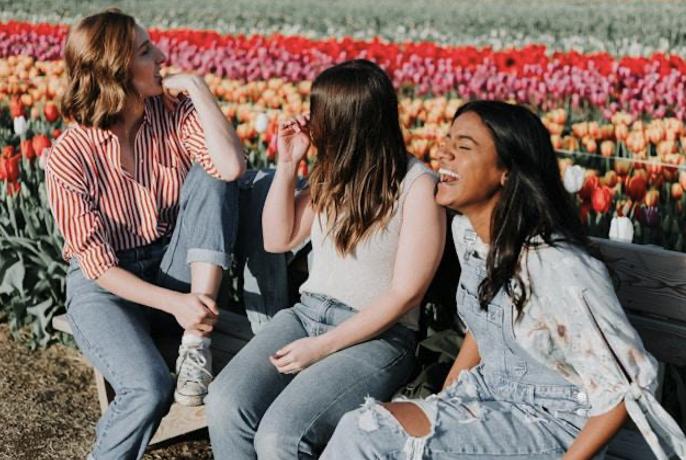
{"left": 13, "top": 116, "right": 27, "bottom": 137}
{"left": 255, "top": 113, "right": 269, "bottom": 134}
{"left": 609, "top": 216, "right": 634, "bottom": 243}
{"left": 563, "top": 165, "right": 585, "bottom": 194}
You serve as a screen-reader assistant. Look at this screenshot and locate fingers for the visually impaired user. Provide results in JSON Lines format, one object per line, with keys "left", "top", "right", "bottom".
{"left": 197, "top": 294, "right": 220, "bottom": 316}
{"left": 269, "top": 352, "right": 301, "bottom": 374}
{"left": 280, "top": 114, "right": 310, "bottom": 133}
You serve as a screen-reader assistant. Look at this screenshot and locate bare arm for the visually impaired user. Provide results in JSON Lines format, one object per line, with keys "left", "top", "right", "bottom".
{"left": 271, "top": 174, "right": 446, "bottom": 372}
{"left": 96, "top": 267, "right": 219, "bottom": 334}
{"left": 164, "top": 73, "right": 246, "bottom": 181}
{"left": 442, "top": 331, "right": 481, "bottom": 389}
{"left": 262, "top": 114, "right": 315, "bottom": 253}
{"left": 563, "top": 402, "right": 628, "bottom": 460}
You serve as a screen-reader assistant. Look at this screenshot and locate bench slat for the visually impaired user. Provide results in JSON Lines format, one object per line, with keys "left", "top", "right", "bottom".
{"left": 596, "top": 238, "right": 686, "bottom": 323}
{"left": 627, "top": 312, "right": 686, "bottom": 366}
{"left": 150, "top": 404, "right": 206, "bottom": 445}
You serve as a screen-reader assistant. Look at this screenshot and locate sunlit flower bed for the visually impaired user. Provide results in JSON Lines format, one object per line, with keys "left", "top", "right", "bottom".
{"left": 3, "top": 18, "right": 686, "bottom": 347}
{"left": 3, "top": 21, "right": 686, "bottom": 119}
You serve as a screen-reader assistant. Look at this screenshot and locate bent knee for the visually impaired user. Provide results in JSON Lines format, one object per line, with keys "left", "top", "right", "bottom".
{"left": 254, "top": 420, "right": 296, "bottom": 458}
{"left": 382, "top": 402, "right": 431, "bottom": 437}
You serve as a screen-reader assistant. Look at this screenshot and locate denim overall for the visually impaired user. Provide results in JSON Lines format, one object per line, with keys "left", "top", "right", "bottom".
{"left": 322, "top": 226, "right": 600, "bottom": 460}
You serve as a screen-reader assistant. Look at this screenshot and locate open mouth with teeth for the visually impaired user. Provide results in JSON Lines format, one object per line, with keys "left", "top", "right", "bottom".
{"left": 438, "top": 168, "right": 462, "bottom": 183}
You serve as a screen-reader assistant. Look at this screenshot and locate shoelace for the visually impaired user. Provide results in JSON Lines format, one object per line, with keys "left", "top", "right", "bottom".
{"left": 179, "top": 348, "right": 212, "bottom": 384}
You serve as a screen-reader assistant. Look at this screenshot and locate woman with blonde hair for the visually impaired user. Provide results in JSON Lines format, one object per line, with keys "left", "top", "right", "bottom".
{"left": 206, "top": 59, "right": 446, "bottom": 459}
{"left": 46, "top": 9, "right": 245, "bottom": 460}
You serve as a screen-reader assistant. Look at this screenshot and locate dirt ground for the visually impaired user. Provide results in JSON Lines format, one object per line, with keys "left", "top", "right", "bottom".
{"left": 0, "top": 322, "right": 213, "bottom": 460}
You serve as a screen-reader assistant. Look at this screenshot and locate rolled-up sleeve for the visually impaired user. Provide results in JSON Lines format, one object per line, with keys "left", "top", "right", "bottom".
{"left": 46, "top": 142, "right": 118, "bottom": 279}
{"left": 177, "top": 97, "right": 220, "bottom": 178}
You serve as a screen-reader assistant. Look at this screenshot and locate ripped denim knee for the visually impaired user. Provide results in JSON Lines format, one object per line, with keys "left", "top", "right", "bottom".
{"left": 357, "top": 397, "right": 437, "bottom": 460}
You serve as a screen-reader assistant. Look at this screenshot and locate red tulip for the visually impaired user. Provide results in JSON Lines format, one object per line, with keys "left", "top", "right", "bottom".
{"left": 626, "top": 174, "right": 647, "bottom": 202}
{"left": 44, "top": 102, "right": 60, "bottom": 123}
{"left": 671, "top": 183, "right": 684, "bottom": 201}
{"left": 21, "top": 139, "right": 35, "bottom": 160}
{"left": 578, "top": 175, "right": 599, "bottom": 202}
{"left": 52, "top": 128, "right": 62, "bottom": 139}
{"left": 10, "top": 97, "right": 24, "bottom": 119}
{"left": 591, "top": 186, "right": 612, "bottom": 214}
{"left": 0, "top": 155, "right": 21, "bottom": 183}
{"left": 32, "top": 135, "right": 51, "bottom": 157}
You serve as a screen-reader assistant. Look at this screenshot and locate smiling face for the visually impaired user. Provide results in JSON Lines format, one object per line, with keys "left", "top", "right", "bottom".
{"left": 435, "top": 111, "right": 508, "bottom": 219}
{"left": 130, "top": 25, "right": 166, "bottom": 99}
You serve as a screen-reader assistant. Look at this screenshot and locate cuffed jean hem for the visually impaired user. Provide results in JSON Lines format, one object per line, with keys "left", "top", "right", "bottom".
{"left": 186, "top": 248, "right": 233, "bottom": 269}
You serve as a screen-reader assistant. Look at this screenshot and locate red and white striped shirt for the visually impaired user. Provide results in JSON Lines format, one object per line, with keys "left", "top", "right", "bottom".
{"left": 46, "top": 96, "right": 219, "bottom": 280}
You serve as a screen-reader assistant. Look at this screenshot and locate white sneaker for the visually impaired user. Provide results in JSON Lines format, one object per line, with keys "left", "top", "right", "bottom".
{"left": 174, "top": 342, "right": 213, "bottom": 407}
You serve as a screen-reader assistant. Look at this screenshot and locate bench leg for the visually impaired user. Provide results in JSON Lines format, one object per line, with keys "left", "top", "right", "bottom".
{"left": 94, "top": 368, "right": 115, "bottom": 414}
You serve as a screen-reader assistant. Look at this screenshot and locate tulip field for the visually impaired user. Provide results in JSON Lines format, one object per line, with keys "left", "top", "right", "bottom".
{"left": 2, "top": 1, "right": 686, "bottom": 346}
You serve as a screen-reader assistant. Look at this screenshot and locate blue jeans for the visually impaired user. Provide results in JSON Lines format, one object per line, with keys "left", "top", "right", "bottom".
{"left": 65, "top": 164, "right": 238, "bottom": 460}
{"left": 205, "top": 293, "right": 417, "bottom": 460}
{"left": 236, "top": 169, "right": 310, "bottom": 333}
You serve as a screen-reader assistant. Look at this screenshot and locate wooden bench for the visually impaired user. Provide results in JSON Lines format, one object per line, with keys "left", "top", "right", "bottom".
{"left": 52, "top": 237, "right": 686, "bottom": 458}
{"left": 596, "top": 238, "right": 686, "bottom": 460}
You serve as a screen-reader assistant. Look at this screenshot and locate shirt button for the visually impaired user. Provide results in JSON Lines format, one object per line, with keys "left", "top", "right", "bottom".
{"left": 575, "top": 408, "right": 586, "bottom": 417}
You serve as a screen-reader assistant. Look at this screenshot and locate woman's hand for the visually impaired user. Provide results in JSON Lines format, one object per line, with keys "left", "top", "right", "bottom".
{"left": 169, "top": 292, "right": 219, "bottom": 334}
{"left": 161, "top": 73, "right": 206, "bottom": 112}
{"left": 277, "top": 114, "right": 311, "bottom": 168}
{"left": 269, "top": 336, "right": 330, "bottom": 374}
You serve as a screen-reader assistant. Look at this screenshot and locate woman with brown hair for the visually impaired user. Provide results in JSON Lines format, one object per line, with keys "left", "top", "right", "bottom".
{"left": 46, "top": 9, "right": 245, "bottom": 460}
{"left": 205, "top": 59, "right": 446, "bottom": 459}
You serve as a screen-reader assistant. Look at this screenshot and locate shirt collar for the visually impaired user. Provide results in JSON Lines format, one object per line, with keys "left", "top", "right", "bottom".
{"left": 87, "top": 100, "right": 153, "bottom": 146}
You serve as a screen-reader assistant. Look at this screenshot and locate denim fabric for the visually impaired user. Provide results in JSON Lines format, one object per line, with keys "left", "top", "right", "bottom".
{"left": 65, "top": 164, "right": 239, "bottom": 460}
{"left": 235, "top": 169, "right": 310, "bottom": 333}
{"left": 205, "top": 293, "right": 416, "bottom": 460}
{"left": 321, "top": 225, "right": 599, "bottom": 460}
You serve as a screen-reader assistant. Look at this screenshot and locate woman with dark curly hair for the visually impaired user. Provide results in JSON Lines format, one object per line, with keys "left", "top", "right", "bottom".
{"left": 322, "top": 101, "right": 686, "bottom": 460}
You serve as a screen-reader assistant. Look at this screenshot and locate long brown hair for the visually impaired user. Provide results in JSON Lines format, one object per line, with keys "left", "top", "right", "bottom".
{"left": 60, "top": 9, "right": 138, "bottom": 129}
{"left": 308, "top": 59, "right": 408, "bottom": 255}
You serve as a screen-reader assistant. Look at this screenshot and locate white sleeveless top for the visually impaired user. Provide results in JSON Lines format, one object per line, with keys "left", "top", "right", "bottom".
{"left": 299, "top": 156, "right": 436, "bottom": 330}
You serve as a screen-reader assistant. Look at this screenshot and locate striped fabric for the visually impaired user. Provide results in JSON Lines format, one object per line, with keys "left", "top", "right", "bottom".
{"left": 46, "top": 96, "right": 219, "bottom": 280}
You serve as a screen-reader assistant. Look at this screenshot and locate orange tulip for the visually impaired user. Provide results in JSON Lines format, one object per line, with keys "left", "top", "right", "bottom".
{"left": 615, "top": 124, "right": 629, "bottom": 141}
{"left": 600, "top": 140, "right": 615, "bottom": 157}
{"left": 644, "top": 190, "right": 660, "bottom": 207}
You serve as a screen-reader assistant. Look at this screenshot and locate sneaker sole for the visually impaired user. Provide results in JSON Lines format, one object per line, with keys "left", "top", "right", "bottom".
{"left": 174, "top": 390, "right": 206, "bottom": 407}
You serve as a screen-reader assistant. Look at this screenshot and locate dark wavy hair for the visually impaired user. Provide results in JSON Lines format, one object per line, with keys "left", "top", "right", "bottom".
{"left": 308, "top": 59, "right": 408, "bottom": 255}
{"left": 453, "top": 101, "right": 594, "bottom": 313}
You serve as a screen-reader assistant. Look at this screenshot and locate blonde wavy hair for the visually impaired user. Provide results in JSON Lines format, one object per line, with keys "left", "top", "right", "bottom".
{"left": 60, "top": 9, "right": 138, "bottom": 129}
{"left": 309, "top": 59, "right": 408, "bottom": 256}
